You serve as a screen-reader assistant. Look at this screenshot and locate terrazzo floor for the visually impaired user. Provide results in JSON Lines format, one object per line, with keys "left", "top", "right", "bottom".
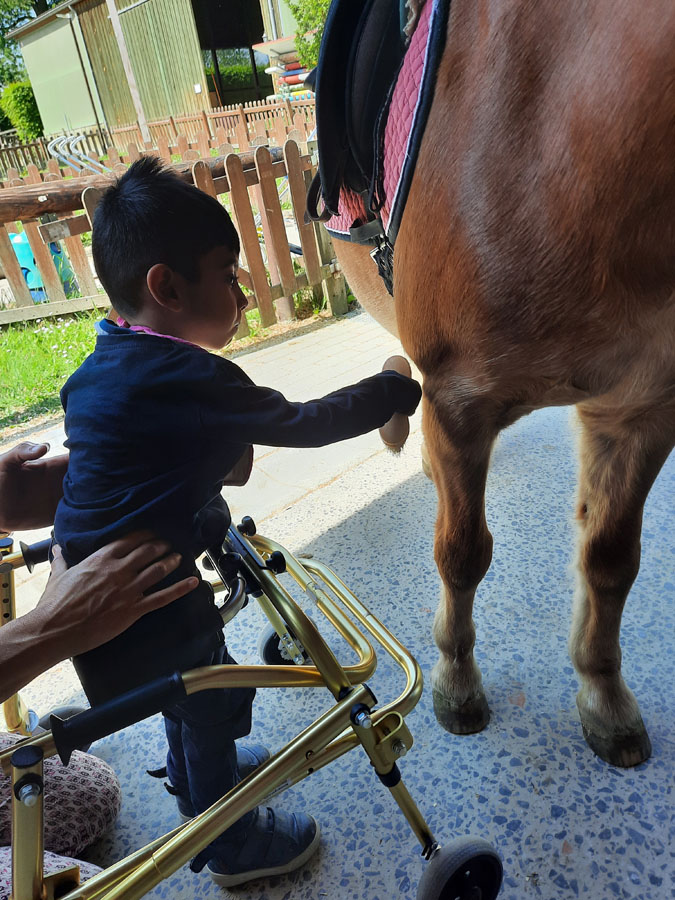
{"left": 3, "top": 311, "right": 673, "bottom": 900}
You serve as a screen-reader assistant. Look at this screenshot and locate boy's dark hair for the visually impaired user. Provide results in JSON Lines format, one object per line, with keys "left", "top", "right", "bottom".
{"left": 92, "top": 156, "right": 239, "bottom": 317}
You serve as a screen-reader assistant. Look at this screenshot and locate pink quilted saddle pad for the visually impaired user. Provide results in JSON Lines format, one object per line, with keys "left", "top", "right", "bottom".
{"left": 325, "top": 0, "right": 449, "bottom": 244}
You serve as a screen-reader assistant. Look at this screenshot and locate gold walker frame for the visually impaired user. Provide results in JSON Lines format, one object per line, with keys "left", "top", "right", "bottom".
{"left": 1, "top": 521, "right": 503, "bottom": 900}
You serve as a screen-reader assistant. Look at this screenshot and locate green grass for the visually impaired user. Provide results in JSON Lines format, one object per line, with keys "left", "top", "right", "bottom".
{"left": 0, "top": 311, "right": 100, "bottom": 432}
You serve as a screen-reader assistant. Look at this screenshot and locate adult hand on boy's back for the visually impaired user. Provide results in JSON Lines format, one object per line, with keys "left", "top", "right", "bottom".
{"left": 0, "top": 442, "right": 68, "bottom": 533}
{"left": 0, "top": 531, "right": 198, "bottom": 704}
{"left": 42, "top": 534, "right": 199, "bottom": 658}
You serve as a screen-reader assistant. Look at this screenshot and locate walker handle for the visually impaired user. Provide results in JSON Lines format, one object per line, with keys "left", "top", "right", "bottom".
{"left": 50, "top": 672, "right": 186, "bottom": 765}
{"left": 19, "top": 538, "right": 52, "bottom": 573}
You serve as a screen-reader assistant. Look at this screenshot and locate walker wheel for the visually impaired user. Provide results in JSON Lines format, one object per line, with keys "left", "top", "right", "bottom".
{"left": 416, "top": 838, "right": 503, "bottom": 900}
{"left": 257, "top": 623, "right": 311, "bottom": 665}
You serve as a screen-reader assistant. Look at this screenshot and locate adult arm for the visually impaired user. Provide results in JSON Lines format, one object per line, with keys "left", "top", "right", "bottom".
{"left": 0, "top": 442, "right": 68, "bottom": 533}
{"left": 203, "top": 366, "right": 422, "bottom": 448}
{"left": 0, "top": 532, "right": 198, "bottom": 703}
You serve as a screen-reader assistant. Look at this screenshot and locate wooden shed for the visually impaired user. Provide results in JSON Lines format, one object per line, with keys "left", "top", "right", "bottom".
{"left": 9, "top": 0, "right": 265, "bottom": 135}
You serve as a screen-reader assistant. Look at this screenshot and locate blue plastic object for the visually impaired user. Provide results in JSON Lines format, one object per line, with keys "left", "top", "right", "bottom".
{"left": 10, "top": 231, "right": 77, "bottom": 303}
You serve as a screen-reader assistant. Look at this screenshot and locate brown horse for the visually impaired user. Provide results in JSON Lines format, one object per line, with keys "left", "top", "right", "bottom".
{"left": 334, "top": 0, "right": 675, "bottom": 767}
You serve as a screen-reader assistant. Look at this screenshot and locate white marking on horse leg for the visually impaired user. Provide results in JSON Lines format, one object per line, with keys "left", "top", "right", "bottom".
{"left": 432, "top": 586, "right": 484, "bottom": 704}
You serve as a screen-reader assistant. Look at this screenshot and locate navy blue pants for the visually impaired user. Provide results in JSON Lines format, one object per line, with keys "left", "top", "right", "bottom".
{"left": 163, "top": 644, "right": 257, "bottom": 849}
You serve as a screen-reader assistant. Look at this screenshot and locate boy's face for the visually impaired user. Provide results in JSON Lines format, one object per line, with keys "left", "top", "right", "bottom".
{"left": 180, "top": 245, "right": 248, "bottom": 350}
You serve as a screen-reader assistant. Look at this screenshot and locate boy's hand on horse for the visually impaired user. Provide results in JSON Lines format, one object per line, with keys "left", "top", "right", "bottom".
{"left": 380, "top": 355, "right": 418, "bottom": 451}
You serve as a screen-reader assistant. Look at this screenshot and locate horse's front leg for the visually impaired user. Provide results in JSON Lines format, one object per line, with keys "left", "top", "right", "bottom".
{"left": 423, "top": 379, "right": 498, "bottom": 733}
{"left": 571, "top": 400, "right": 674, "bottom": 766}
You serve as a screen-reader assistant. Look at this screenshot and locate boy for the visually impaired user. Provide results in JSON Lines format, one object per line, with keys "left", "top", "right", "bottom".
{"left": 54, "top": 157, "right": 421, "bottom": 886}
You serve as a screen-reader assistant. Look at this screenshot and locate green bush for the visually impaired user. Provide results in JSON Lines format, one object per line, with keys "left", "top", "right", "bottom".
{"left": 205, "top": 65, "right": 272, "bottom": 92}
{"left": 287, "top": 0, "right": 331, "bottom": 70}
{"left": 0, "top": 82, "right": 42, "bottom": 141}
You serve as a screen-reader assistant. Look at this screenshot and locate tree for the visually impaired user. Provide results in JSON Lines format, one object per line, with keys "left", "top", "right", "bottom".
{"left": 0, "top": 0, "right": 58, "bottom": 89}
{"left": 286, "top": 0, "right": 331, "bottom": 71}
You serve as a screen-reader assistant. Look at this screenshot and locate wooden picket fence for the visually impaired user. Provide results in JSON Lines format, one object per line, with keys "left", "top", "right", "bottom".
{"left": 0, "top": 97, "right": 316, "bottom": 181}
{"left": 110, "top": 96, "right": 315, "bottom": 155}
{"left": 0, "top": 138, "right": 345, "bottom": 330}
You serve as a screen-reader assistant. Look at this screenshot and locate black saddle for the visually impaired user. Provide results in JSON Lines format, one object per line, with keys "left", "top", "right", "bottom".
{"left": 306, "top": 0, "right": 408, "bottom": 224}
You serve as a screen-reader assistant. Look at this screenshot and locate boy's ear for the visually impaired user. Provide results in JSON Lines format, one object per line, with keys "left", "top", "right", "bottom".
{"left": 146, "top": 263, "right": 183, "bottom": 311}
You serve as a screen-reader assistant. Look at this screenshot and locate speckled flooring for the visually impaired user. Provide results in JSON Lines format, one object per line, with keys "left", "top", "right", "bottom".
{"left": 3, "top": 312, "right": 673, "bottom": 900}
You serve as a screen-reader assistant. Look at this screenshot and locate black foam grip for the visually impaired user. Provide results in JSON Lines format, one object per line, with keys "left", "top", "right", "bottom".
{"left": 51, "top": 672, "right": 187, "bottom": 765}
{"left": 20, "top": 538, "right": 52, "bottom": 573}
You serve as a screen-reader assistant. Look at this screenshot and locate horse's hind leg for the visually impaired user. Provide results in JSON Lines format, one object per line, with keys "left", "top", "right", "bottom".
{"left": 571, "top": 400, "right": 674, "bottom": 766}
{"left": 423, "top": 382, "right": 498, "bottom": 733}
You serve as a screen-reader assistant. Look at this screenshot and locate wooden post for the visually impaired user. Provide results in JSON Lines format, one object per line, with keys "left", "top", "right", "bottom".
{"left": 82, "top": 186, "right": 116, "bottom": 321}
{"left": 293, "top": 111, "right": 308, "bottom": 139}
{"left": 105, "top": 0, "right": 150, "bottom": 144}
{"left": 62, "top": 231, "right": 98, "bottom": 298}
{"left": 255, "top": 145, "right": 296, "bottom": 321}
{"left": 15, "top": 167, "right": 66, "bottom": 304}
{"left": 225, "top": 153, "right": 275, "bottom": 327}
{"left": 0, "top": 226, "right": 33, "bottom": 307}
{"left": 201, "top": 110, "right": 212, "bottom": 139}
{"left": 304, "top": 144, "right": 348, "bottom": 316}
{"left": 316, "top": 221, "right": 348, "bottom": 316}
{"left": 157, "top": 135, "right": 171, "bottom": 164}
{"left": 127, "top": 142, "right": 141, "bottom": 163}
{"left": 273, "top": 116, "right": 288, "bottom": 147}
{"left": 24, "top": 220, "right": 67, "bottom": 304}
{"left": 235, "top": 122, "right": 250, "bottom": 151}
{"left": 283, "top": 140, "right": 321, "bottom": 286}
{"left": 197, "top": 130, "right": 211, "bottom": 160}
{"left": 82, "top": 187, "right": 104, "bottom": 229}
{"left": 30, "top": 166, "right": 98, "bottom": 299}
{"left": 192, "top": 160, "right": 251, "bottom": 337}
{"left": 106, "top": 146, "right": 121, "bottom": 167}
{"left": 191, "top": 159, "right": 218, "bottom": 198}
{"left": 177, "top": 134, "right": 198, "bottom": 161}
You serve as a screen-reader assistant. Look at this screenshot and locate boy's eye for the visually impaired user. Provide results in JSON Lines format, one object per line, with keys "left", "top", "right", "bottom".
{"left": 226, "top": 272, "right": 238, "bottom": 286}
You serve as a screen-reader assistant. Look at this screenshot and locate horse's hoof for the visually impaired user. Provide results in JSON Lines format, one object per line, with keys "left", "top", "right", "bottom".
{"left": 580, "top": 722, "right": 652, "bottom": 767}
{"left": 433, "top": 689, "right": 490, "bottom": 734}
{"left": 576, "top": 698, "right": 652, "bottom": 766}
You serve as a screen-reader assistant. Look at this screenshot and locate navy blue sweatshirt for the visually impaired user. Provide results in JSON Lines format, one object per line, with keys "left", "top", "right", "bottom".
{"left": 55, "top": 319, "right": 421, "bottom": 566}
